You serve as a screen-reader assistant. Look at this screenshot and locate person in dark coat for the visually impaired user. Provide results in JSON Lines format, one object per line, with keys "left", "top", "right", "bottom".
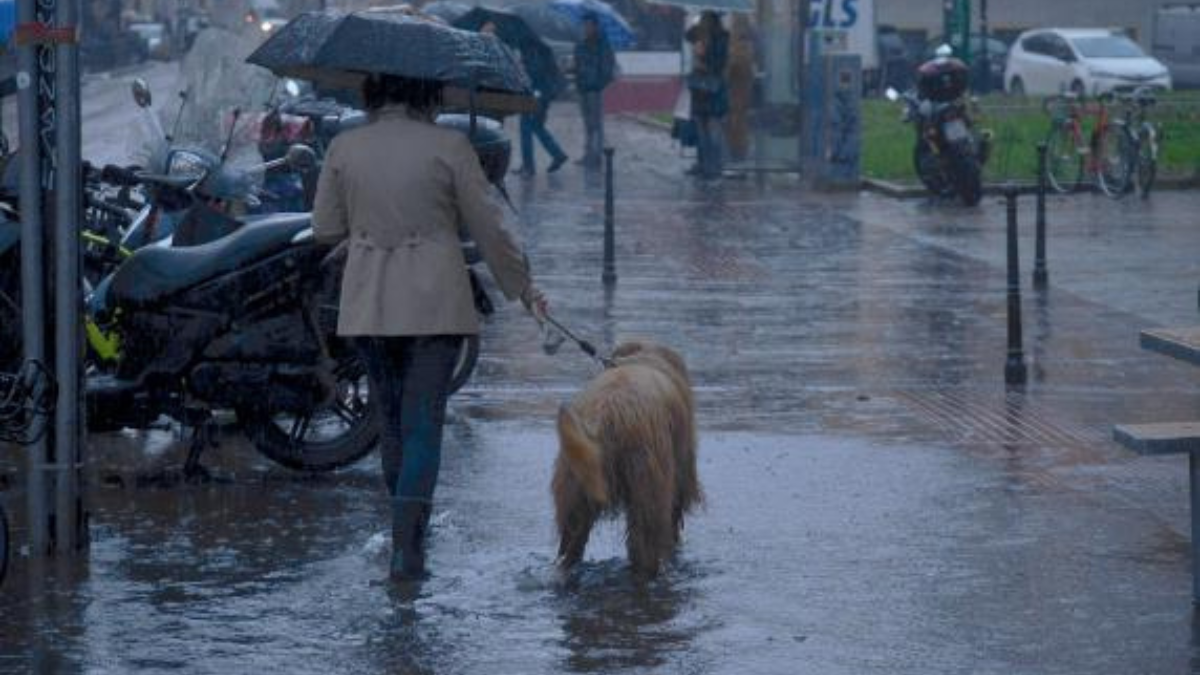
{"left": 509, "top": 33, "right": 569, "bottom": 175}
{"left": 573, "top": 13, "right": 617, "bottom": 169}
{"left": 686, "top": 11, "right": 729, "bottom": 180}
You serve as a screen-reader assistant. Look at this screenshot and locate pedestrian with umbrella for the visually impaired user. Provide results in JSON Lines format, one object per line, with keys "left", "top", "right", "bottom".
{"left": 249, "top": 9, "right": 549, "bottom": 584}
{"left": 574, "top": 12, "right": 618, "bottom": 169}
{"left": 455, "top": 7, "right": 570, "bottom": 176}
{"left": 685, "top": 10, "right": 730, "bottom": 180}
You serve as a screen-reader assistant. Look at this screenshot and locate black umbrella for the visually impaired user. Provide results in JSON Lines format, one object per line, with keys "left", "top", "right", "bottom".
{"left": 246, "top": 8, "right": 535, "bottom": 114}
{"left": 452, "top": 7, "right": 563, "bottom": 95}
{"left": 454, "top": 6, "right": 543, "bottom": 49}
{"left": 420, "top": 0, "right": 472, "bottom": 23}
{"left": 507, "top": 2, "right": 582, "bottom": 44}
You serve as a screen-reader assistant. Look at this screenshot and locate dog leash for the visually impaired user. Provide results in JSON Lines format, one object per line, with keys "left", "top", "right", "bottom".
{"left": 539, "top": 312, "right": 614, "bottom": 369}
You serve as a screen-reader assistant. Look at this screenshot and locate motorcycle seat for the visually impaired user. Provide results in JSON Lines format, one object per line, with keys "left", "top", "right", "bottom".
{"left": 110, "top": 213, "right": 312, "bottom": 308}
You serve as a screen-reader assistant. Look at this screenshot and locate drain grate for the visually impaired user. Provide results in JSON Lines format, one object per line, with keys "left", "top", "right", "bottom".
{"left": 894, "top": 389, "right": 1108, "bottom": 449}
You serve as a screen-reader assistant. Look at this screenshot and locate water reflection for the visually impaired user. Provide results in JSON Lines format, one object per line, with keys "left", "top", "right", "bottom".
{"left": 555, "top": 560, "right": 696, "bottom": 673}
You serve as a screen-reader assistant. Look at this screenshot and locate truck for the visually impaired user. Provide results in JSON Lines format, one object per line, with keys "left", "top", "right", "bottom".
{"left": 1152, "top": 4, "right": 1200, "bottom": 88}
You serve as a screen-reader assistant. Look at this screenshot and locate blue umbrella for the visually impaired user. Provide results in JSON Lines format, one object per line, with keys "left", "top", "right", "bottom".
{"left": 549, "top": 0, "right": 635, "bottom": 49}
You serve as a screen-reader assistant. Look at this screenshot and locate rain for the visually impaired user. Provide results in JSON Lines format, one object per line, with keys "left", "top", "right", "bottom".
{"left": 2, "top": 1, "right": 1200, "bottom": 673}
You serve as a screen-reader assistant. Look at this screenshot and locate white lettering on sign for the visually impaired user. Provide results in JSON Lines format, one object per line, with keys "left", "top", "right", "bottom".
{"left": 808, "top": 0, "right": 877, "bottom": 69}
{"left": 810, "top": 0, "right": 860, "bottom": 29}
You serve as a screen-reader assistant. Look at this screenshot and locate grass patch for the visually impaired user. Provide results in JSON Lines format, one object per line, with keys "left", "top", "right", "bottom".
{"left": 862, "top": 94, "right": 1200, "bottom": 184}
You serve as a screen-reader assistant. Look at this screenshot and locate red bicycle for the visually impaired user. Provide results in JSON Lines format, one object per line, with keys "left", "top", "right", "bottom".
{"left": 1043, "top": 92, "right": 1129, "bottom": 197}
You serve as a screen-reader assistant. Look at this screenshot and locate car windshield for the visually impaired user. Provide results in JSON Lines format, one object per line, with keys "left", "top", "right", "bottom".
{"left": 1071, "top": 35, "right": 1145, "bottom": 58}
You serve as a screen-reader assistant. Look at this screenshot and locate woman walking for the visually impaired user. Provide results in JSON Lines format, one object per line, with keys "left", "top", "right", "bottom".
{"left": 313, "top": 74, "right": 547, "bottom": 582}
{"left": 574, "top": 13, "right": 617, "bottom": 169}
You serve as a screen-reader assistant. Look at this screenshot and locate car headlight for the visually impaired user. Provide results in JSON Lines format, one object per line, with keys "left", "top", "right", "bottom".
{"left": 167, "top": 150, "right": 208, "bottom": 181}
{"left": 261, "top": 21, "right": 273, "bottom": 33}
{"left": 1089, "top": 69, "right": 1119, "bottom": 79}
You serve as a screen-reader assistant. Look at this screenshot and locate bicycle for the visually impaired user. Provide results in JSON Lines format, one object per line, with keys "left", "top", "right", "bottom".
{"left": 1043, "top": 92, "right": 1128, "bottom": 197}
{"left": 1111, "top": 87, "right": 1161, "bottom": 199}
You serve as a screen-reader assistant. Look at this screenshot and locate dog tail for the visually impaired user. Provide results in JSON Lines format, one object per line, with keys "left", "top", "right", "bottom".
{"left": 557, "top": 404, "right": 608, "bottom": 505}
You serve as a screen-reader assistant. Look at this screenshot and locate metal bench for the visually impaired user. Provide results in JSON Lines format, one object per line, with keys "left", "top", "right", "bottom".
{"left": 1115, "top": 325, "right": 1200, "bottom": 602}
{"left": 1114, "top": 423, "right": 1200, "bottom": 456}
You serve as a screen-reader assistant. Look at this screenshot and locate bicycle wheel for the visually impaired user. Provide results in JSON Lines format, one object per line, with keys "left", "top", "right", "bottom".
{"left": 1135, "top": 122, "right": 1158, "bottom": 199}
{"left": 1044, "top": 122, "right": 1083, "bottom": 194}
{"left": 1096, "top": 123, "right": 1132, "bottom": 198}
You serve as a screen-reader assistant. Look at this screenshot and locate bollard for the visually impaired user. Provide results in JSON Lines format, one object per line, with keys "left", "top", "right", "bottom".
{"left": 602, "top": 147, "right": 617, "bottom": 286}
{"left": 1033, "top": 142, "right": 1049, "bottom": 288}
{"left": 1005, "top": 188, "right": 1028, "bottom": 386}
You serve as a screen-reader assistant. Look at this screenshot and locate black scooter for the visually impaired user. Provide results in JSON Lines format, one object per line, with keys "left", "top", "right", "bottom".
{"left": 887, "top": 46, "right": 991, "bottom": 207}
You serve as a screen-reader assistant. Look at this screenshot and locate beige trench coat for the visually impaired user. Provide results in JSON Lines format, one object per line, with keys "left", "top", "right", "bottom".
{"left": 313, "top": 107, "right": 532, "bottom": 336}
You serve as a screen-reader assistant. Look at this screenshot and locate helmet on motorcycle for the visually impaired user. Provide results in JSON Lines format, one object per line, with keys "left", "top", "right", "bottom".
{"left": 435, "top": 114, "right": 512, "bottom": 186}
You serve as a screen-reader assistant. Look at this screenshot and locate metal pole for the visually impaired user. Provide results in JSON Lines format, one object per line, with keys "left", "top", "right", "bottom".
{"left": 978, "top": 0, "right": 990, "bottom": 94}
{"left": 602, "top": 147, "right": 616, "bottom": 286}
{"left": 1005, "top": 188, "right": 1027, "bottom": 386}
{"left": 1033, "top": 142, "right": 1049, "bottom": 288}
{"left": 1190, "top": 452, "right": 1200, "bottom": 604}
{"left": 16, "top": 0, "right": 48, "bottom": 556}
{"left": 53, "top": 0, "right": 84, "bottom": 553}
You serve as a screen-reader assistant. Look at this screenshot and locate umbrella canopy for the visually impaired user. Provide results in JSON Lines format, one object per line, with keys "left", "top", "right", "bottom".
{"left": 420, "top": 0, "right": 472, "bottom": 23}
{"left": 454, "top": 6, "right": 544, "bottom": 47}
{"left": 507, "top": 3, "right": 581, "bottom": 44}
{"left": 644, "top": 0, "right": 752, "bottom": 12}
{"left": 246, "top": 8, "right": 535, "bottom": 114}
{"left": 453, "top": 7, "right": 565, "bottom": 95}
{"left": 548, "top": 0, "right": 635, "bottom": 49}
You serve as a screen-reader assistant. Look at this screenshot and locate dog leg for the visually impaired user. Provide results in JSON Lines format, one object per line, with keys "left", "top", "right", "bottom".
{"left": 626, "top": 488, "right": 675, "bottom": 577}
{"left": 557, "top": 501, "right": 597, "bottom": 568}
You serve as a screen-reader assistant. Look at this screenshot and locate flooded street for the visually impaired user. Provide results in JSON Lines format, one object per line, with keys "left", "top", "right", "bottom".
{"left": 3, "top": 63, "right": 1200, "bottom": 673}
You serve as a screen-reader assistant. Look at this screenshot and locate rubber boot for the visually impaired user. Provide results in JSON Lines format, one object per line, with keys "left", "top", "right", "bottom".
{"left": 390, "top": 498, "right": 432, "bottom": 582}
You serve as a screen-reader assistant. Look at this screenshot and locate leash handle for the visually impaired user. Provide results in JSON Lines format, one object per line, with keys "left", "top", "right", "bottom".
{"left": 542, "top": 314, "right": 613, "bottom": 368}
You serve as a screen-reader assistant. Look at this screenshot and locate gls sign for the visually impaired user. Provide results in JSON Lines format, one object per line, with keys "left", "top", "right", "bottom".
{"left": 808, "top": 0, "right": 877, "bottom": 68}
{"left": 810, "top": 0, "right": 860, "bottom": 29}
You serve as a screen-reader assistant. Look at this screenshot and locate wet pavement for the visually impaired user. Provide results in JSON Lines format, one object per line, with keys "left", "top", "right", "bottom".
{"left": 3, "top": 63, "right": 1200, "bottom": 673}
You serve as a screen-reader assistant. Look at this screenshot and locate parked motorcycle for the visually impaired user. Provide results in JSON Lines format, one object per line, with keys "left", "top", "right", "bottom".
{"left": 887, "top": 46, "right": 991, "bottom": 207}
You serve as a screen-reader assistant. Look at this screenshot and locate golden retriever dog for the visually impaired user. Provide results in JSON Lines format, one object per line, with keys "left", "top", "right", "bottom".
{"left": 553, "top": 340, "right": 702, "bottom": 576}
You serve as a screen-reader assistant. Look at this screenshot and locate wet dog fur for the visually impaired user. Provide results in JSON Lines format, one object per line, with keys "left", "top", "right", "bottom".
{"left": 553, "top": 340, "right": 701, "bottom": 576}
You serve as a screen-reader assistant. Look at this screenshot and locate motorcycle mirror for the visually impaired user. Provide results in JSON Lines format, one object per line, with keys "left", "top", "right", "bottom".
{"left": 935, "top": 44, "right": 953, "bottom": 59}
{"left": 284, "top": 79, "right": 302, "bottom": 98}
{"left": 131, "top": 78, "right": 153, "bottom": 108}
{"left": 285, "top": 144, "right": 318, "bottom": 172}
{"left": 885, "top": 87, "right": 900, "bottom": 102}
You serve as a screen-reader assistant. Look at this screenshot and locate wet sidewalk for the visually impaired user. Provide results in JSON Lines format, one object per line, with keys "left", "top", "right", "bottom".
{"left": 2, "top": 97, "right": 1200, "bottom": 674}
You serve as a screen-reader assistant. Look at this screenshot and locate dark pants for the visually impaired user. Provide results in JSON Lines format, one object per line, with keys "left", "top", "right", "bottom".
{"left": 355, "top": 335, "right": 462, "bottom": 504}
{"left": 520, "top": 98, "right": 566, "bottom": 171}
{"left": 695, "top": 113, "right": 726, "bottom": 179}
{"left": 579, "top": 91, "right": 605, "bottom": 166}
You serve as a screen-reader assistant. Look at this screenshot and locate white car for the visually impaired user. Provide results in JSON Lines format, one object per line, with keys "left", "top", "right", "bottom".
{"left": 1005, "top": 28, "right": 1172, "bottom": 96}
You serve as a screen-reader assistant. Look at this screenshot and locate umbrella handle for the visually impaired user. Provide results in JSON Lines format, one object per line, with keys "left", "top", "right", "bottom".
{"left": 468, "top": 70, "right": 478, "bottom": 136}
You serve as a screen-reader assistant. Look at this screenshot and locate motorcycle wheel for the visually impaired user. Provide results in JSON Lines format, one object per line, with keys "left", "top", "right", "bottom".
{"left": 0, "top": 502, "right": 8, "bottom": 589}
{"left": 913, "top": 141, "right": 954, "bottom": 198}
{"left": 238, "top": 348, "right": 379, "bottom": 472}
{"left": 448, "top": 335, "right": 480, "bottom": 395}
{"left": 0, "top": 251, "right": 21, "bottom": 374}
{"left": 947, "top": 144, "right": 984, "bottom": 207}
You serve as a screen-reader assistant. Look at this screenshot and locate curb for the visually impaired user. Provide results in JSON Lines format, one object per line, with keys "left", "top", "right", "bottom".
{"left": 862, "top": 176, "right": 1199, "bottom": 200}
{"left": 621, "top": 112, "right": 672, "bottom": 133}
{"left": 82, "top": 61, "right": 157, "bottom": 86}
